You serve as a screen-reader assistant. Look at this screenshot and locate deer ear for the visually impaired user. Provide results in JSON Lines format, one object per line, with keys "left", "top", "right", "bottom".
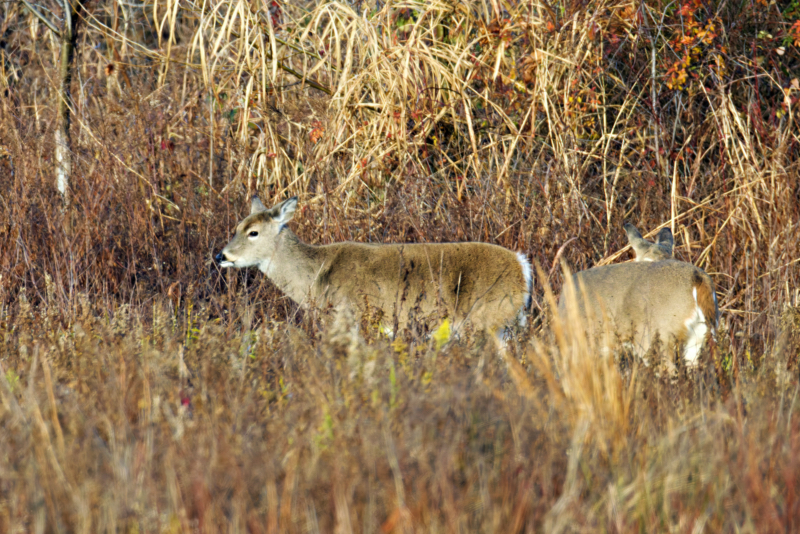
{"left": 655, "top": 227, "right": 674, "bottom": 247}
{"left": 623, "top": 223, "right": 643, "bottom": 242}
{"left": 250, "top": 196, "right": 268, "bottom": 215}
{"left": 273, "top": 197, "right": 298, "bottom": 224}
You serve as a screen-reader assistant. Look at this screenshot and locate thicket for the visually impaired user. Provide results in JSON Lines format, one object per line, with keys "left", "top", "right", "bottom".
{"left": 0, "top": 0, "right": 799, "bottom": 530}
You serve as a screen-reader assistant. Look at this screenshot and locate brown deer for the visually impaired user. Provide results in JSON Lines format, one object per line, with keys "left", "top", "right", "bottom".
{"left": 558, "top": 225, "right": 718, "bottom": 365}
{"left": 216, "top": 197, "right": 532, "bottom": 335}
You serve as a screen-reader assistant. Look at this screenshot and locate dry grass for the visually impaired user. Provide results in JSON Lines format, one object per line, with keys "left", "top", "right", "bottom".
{"left": 1, "top": 0, "right": 800, "bottom": 530}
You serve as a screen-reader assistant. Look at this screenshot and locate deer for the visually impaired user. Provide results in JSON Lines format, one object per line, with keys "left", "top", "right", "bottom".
{"left": 624, "top": 223, "right": 674, "bottom": 261}
{"left": 558, "top": 224, "right": 719, "bottom": 366}
{"left": 215, "top": 196, "right": 532, "bottom": 336}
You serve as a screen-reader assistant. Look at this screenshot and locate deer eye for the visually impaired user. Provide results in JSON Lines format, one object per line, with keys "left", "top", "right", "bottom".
{"left": 248, "top": 231, "right": 259, "bottom": 238}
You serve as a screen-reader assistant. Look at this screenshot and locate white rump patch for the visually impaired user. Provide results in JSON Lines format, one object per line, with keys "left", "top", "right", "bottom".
{"left": 219, "top": 261, "right": 234, "bottom": 268}
{"left": 683, "top": 286, "right": 709, "bottom": 365}
{"left": 515, "top": 252, "right": 533, "bottom": 326}
{"left": 711, "top": 289, "right": 719, "bottom": 337}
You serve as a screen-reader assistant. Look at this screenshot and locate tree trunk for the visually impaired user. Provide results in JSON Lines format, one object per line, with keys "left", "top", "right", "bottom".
{"left": 55, "top": 0, "right": 79, "bottom": 205}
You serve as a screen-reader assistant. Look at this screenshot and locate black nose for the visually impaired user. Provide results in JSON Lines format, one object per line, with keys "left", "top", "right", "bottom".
{"left": 214, "top": 252, "right": 224, "bottom": 263}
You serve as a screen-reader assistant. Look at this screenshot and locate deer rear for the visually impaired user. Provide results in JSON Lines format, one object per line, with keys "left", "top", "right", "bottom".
{"left": 558, "top": 258, "right": 719, "bottom": 365}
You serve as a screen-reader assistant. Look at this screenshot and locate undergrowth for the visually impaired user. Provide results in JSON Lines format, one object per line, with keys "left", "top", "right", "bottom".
{"left": 1, "top": 0, "right": 799, "bottom": 530}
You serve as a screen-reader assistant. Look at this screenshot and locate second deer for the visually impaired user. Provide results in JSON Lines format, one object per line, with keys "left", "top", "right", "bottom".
{"left": 558, "top": 224, "right": 719, "bottom": 365}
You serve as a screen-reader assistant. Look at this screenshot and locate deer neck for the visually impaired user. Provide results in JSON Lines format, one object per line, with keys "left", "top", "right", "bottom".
{"left": 259, "top": 229, "right": 323, "bottom": 305}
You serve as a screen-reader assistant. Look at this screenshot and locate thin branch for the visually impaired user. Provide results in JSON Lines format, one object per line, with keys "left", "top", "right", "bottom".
{"left": 63, "top": 0, "right": 73, "bottom": 39}
{"left": 20, "top": 0, "right": 62, "bottom": 37}
{"left": 273, "top": 60, "right": 331, "bottom": 95}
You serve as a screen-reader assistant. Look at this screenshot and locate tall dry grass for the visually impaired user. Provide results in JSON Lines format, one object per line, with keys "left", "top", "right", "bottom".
{"left": 1, "top": 0, "right": 799, "bottom": 530}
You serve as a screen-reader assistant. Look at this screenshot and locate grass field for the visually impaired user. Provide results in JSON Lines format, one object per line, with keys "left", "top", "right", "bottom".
{"left": 1, "top": 0, "right": 800, "bottom": 531}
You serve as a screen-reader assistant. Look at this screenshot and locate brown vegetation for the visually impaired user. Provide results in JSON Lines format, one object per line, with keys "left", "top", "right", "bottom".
{"left": 1, "top": 0, "right": 799, "bottom": 530}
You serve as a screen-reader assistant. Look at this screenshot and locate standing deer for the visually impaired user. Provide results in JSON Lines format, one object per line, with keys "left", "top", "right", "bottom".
{"left": 215, "top": 196, "right": 532, "bottom": 334}
{"left": 558, "top": 225, "right": 718, "bottom": 365}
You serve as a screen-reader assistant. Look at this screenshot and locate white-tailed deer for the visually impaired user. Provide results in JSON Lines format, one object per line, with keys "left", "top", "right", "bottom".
{"left": 624, "top": 223, "right": 674, "bottom": 261}
{"left": 558, "top": 230, "right": 718, "bottom": 365}
{"left": 216, "top": 197, "right": 532, "bottom": 334}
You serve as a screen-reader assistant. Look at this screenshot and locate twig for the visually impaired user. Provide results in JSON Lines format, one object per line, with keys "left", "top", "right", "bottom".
{"left": 21, "top": 0, "right": 61, "bottom": 37}
{"left": 548, "top": 237, "right": 578, "bottom": 280}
